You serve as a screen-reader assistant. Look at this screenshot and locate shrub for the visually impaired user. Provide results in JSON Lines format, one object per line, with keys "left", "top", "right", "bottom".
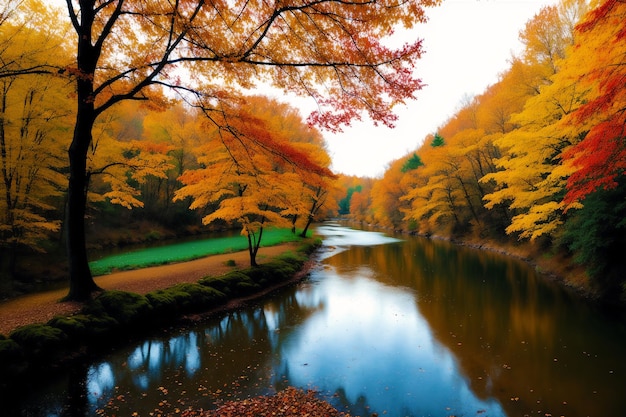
{"left": 170, "top": 283, "right": 226, "bottom": 309}
{"left": 145, "top": 289, "right": 181, "bottom": 316}
{"left": 47, "top": 315, "right": 87, "bottom": 341}
{"left": 85, "top": 291, "right": 153, "bottom": 327}
{"left": 0, "top": 338, "right": 27, "bottom": 379}
{"left": 47, "top": 314, "right": 118, "bottom": 340}
{"left": 9, "top": 323, "right": 68, "bottom": 357}
{"left": 199, "top": 272, "right": 248, "bottom": 296}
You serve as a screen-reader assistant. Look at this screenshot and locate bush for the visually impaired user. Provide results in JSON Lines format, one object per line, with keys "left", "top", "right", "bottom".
{"left": 9, "top": 323, "right": 68, "bottom": 357}
{"left": 199, "top": 272, "right": 249, "bottom": 296}
{"left": 85, "top": 291, "right": 152, "bottom": 327}
{"left": 145, "top": 289, "right": 181, "bottom": 316}
{"left": 48, "top": 314, "right": 118, "bottom": 340}
{"left": 0, "top": 338, "right": 27, "bottom": 379}
{"left": 47, "top": 315, "right": 87, "bottom": 341}
{"left": 170, "top": 283, "right": 226, "bottom": 309}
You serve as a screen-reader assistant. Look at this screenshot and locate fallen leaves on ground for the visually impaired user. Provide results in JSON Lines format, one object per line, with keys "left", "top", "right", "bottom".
{"left": 179, "top": 387, "right": 351, "bottom": 417}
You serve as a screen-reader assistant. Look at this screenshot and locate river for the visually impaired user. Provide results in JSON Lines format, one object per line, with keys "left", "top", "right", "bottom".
{"left": 6, "top": 223, "right": 626, "bottom": 416}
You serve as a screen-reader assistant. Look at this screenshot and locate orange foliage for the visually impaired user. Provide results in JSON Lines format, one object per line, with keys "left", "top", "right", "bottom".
{"left": 562, "top": 0, "right": 626, "bottom": 204}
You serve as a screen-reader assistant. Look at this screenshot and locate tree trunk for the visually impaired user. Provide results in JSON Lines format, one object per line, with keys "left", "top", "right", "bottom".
{"left": 64, "top": 113, "right": 102, "bottom": 300}
{"left": 246, "top": 226, "right": 264, "bottom": 267}
{"left": 64, "top": 5, "right": 102, "bottom": 301}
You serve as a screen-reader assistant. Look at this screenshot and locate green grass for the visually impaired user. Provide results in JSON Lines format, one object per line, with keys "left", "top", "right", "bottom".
{"left": 89, "top": 228, "right": 305, "bottom": 276}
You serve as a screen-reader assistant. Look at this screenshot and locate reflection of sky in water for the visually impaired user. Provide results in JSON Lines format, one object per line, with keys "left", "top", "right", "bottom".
{"left": 277, "top": 266, "right": 506, "bottom": 417}
{"left": 314, "top": 223, "right": 402, "bottom": 260}
{"left": 82, "top": 224, "right": 503, "bottom": 416}
{"left": 87, "top": 363, "right": 115, "bottom": 403}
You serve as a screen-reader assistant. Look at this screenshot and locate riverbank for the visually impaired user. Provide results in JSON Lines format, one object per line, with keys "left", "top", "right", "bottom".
{"left": 0, "top": 240, "right": 320, "bottom": 387}
{"left": 0, "top": 243, "right": 298, "bottom": 335}
{"left": 0, "top": 239, "right": 361, "bottom": 416}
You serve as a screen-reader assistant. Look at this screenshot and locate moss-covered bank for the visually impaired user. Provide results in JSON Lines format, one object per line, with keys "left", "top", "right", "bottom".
{"left": 0, "top": 240, "right": 321, "bottom": 391}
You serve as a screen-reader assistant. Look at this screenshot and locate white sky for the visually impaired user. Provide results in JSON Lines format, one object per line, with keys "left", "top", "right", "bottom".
{"left": 50, "top": 0, "right": 560, "bottom": 178}
{"left": 318, "top": 0, "right": 561, "bottom": 178}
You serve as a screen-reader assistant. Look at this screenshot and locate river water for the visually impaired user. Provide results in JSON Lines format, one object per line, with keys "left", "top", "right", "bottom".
{"left": 7, "top": 223, "right": 626, "bottom": 416}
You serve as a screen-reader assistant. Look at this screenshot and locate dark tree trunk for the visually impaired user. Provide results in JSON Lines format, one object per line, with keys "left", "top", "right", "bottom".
{"left": 64, "top": 1, "right": 102, "bottom": 300}
{"left": 247, "top": 226, "right": 264, "bottom": 267}
{"left": 64, "top": 116, "right": 102, "bottom": 300}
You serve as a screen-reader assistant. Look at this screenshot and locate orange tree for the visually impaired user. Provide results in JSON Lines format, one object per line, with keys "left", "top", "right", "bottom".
{"left": 175, "top": 96, "right": 333, "bottom": 266}
{"left": 62, "top": 0, "right": 439, "bottom": 300}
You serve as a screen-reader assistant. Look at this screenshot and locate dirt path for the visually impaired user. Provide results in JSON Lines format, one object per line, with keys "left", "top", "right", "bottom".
{"left": 0, "top": 244, "right": 296, "bottom": 336}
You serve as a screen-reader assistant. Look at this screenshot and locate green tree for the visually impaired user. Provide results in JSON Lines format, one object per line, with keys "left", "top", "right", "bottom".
{"left": 401, "top": 153, "right": 424, "bottom": 172}
{"left": 560, "top": 178, "right": 626, "bottom": 303}
{"left": 430, "top": 133, "right": 445, "bottom": 147}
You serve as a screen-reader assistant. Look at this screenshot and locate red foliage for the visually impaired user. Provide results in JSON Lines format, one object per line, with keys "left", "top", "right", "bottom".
{"left": 563, "top": 0, "right": 626, "bottom": 205}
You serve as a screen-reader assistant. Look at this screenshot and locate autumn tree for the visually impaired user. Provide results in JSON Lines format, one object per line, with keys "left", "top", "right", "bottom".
{"left": 62, "top": 0, "right": 439, "bottom": 300}
{"left": 239, "top": 97, "right": 336, "bottom": 238}
{"left": 371, "top": 157, "right": 413, "bottom": 229}
{"left": 561, "top": 0, "right": 626, "bottom": 205}
{"left": 139, "top": 102, "right": 204, "bottom": 225}
{"left": 481, "top": 0, "right": 587, "bottom": 240}
{"left": 0, "top": 0, "right": 64, "bottom": 79}
{"left": 557, "top": 0, "right": 626, "bottom": 300}
{"left": 0, "top": 2, "right": 72, "bottom": 279}
{"left": 175, "top": 96, "right": 333, "bottom": 266}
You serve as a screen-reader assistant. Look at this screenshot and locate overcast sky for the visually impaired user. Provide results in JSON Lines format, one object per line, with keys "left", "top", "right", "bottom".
{"left": 319, "top": 0, "right": 561, "bottom": 178}
{"left": 51, "top": 0, "right": 561, "bottom": 178}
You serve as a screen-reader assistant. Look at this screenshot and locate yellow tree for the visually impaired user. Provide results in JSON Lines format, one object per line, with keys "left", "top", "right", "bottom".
{"left": 0, "top": 1, "right": 72, "bottom": 278}
{"left": 481, "top": 0, "right": 588, "bottom": 240}
{"left": 62, "top": 0, "right": 440, "bottom": 299}
{"left": 175, "top": 96, "right": 333, "bottom": 266}
{"left": 85, "top": 101, "right": 174, "bottom": 213}
{"left": 141, "top": 102, "right": 204, "bottom": 218}
{"left": 0, "top": 0, "right": 65, "bottom": 79}
{"left": 242, "top": 96, "right": 336, "bottom": 237}
{"left": 560, "top": 0, "right": 626, "bottom": 204}
{"left": 371, "top": 157, "right": 413, "bottom": 229}
{"left": 348, "top": 178, "right": 375, "bottom": 224}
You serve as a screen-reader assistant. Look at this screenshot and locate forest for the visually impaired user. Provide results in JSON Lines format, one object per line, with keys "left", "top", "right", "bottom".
{"left": 337, "top": 0, "right": 626, "bottom": 306}
{"left": 1, "top": 0, "right": 625, "bottom": 308}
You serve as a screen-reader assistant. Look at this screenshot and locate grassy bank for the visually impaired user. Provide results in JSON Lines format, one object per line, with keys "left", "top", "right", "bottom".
{"left": 0, "top": 238, "right": 321, "bottom": 390}
{"left": 90, "top": 228, "right": 305, "bottom": 275}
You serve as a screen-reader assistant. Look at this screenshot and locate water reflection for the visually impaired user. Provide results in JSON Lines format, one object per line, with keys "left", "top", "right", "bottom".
{"left": 8, "top": 224, "right": 626, "bottom": 417}
{"left": 276, "top": 269, "right": 506, "bottom": 416}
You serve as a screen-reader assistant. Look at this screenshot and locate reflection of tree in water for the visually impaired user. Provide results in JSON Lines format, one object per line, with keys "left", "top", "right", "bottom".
{"left": 330, "top": 237, "right": 626, "bottom": 417}
{"left": 86, "top": 288, "right": 324, "bottom": 415}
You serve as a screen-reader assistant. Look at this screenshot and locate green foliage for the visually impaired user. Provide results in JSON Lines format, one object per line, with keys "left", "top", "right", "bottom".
{"left": 338, "top": 185, "right": 362, "bottom": 215}
{"left": 401, "top": 153, "right": 424, "bottom": 173}
{"left": 145, "top": 289, "right": 180, "bottom": 315}
{"left": 166, "top": 283, "right": 226, "bottom": 311}
{"left": 294, "top": 238, "right": 322, "bottom": 255}
{"left": 47, "top": 314, "right": 118, "bottom": 340}
{"left": 560, "top": 178, "right": 626, "bottom": 301}
{"left": 0, "top": 338, "right": 27, "bottom": 379}
{"left": 9, "top": 323, "right": 67, "bottom": 356}
{"left": 47, "top": 315, "right": 87, "bottom": 340}
{"left": 430, "top": 134, "right": 445, "bottom": 147}
{"left": 200, "top": 270, "right": 262, "bottom": 297}
{"left": 85, "top": 291, "right": 153, "bottom": 327}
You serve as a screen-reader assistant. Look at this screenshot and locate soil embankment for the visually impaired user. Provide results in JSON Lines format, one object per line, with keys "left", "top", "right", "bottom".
{"left": 0, "top": 243, "right": 296, "bottom": 335}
